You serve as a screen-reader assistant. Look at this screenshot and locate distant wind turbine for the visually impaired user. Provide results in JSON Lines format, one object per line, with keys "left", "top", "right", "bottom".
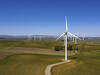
{"left": 56, "top": 16, "right": 80, "bottom": 61}
{"left": 83, "top": 34, "right": 85, "bottom": 40}
{"left": 75, "top": 33, "right": 78, "bottom": 44}
{"left": 28, "top": 35, "right": 32, "bottom": 40}
{"left": 72, "top": 37, "right": 75, "bottom": 43}
{"left": 33, "top": 35, "right": 36, "bottom": 40}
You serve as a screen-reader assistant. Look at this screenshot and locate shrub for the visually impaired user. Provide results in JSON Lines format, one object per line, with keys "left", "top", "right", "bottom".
{"left": 54, "top": 46, "right": 64, "bottom": 51}
{"left": 68, "top": 45, "right": 73, "bottom": 50}
{"left": 54, "top": 45, "right": 73, "bottom": 51}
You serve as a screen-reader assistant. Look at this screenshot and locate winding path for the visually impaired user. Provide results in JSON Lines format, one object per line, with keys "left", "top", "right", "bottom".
{"left": 45, "top": 60, "right": 71, "bottom": 75}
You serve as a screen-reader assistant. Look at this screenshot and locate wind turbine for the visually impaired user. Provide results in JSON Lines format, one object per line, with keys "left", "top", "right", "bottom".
{"left": 72, "top": 37, "right": 75, "bottom": 43}
{"left": 56, "top": 16, "right": 80, "bottom": 61}
{"left": 33, "top": 35, "right": 36, "bottom": 40}
{"left": 75, "top": 33, "right": 78, "bottom": 44}
{"left": 28, "top": 35, "right": 32, "bottom": 40}
{"left": 83, "top": 34, "right": 85, "bottom": 40}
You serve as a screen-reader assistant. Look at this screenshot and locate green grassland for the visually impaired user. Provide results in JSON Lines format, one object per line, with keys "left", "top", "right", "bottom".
{"left": 0, "top": 38, "right": 100, "bottom": 75}
{"left": 52, "top": 51, "right": 100, "bottom": 75}
{"left": 0, "top": 38, "right": 100, "bottom": 51}
{"left": 0, "top": 39, "right": 63, "bottom": 49}
{"left": 0, "top": 54, "right": 63, "bottom": 75}
{"left": 52, "top": 38, "right": 100, "bottom": 75}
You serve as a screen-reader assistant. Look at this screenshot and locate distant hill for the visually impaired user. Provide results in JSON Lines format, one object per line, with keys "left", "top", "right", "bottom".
{"left": 0, "top": 35, "right": 57, "bottom": 39}
{"left": 0, "top": 35, "right": 99, "bottom": 39}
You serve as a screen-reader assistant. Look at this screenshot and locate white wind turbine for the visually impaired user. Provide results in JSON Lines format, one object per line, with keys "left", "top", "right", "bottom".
{"left": 28, "top": 35, "right": 32, "bottom": 40}
{"left": 56, "top": 16, "right": 80, "bottom": 61}
{"left": 83, "top": 34, "right": 85, "bottom": 40}
{"left": 75, "top": 33, "right": 78, "bottom": 44}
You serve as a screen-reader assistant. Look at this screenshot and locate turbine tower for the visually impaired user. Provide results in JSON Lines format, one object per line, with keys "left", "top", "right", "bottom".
{"left": 56, "top": 16, "right": 80, "bottom": 61}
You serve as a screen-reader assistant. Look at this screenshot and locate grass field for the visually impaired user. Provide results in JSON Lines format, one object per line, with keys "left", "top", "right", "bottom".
{"left": 0, "top": 38, "right": 100, "bottom": 51}
{"left": 0, "top": 54, "right": 63, "bottom": 75}
{"left": 52, "top": 51, "right": 100, "bottom": 75}
{"left": 0, "top": 38, "right": 100, "bottom": 75}
{"left": 0, "top": 39, "right": 63, "bottom": 49}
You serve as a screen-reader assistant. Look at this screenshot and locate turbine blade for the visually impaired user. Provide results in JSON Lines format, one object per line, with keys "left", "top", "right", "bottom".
{"left": 56, "top": 33, "right": 65, "bottom": 41}
{"left": 65, "top": 16, "right": 68, "bottom": 32}
{"left": 68, "top": 32, "right": 81, "bottom": 40}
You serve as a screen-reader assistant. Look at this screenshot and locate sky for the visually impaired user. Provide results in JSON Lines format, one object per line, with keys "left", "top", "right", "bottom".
{"left": 0, "top": 0, "right": 100, "bottom": 37}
